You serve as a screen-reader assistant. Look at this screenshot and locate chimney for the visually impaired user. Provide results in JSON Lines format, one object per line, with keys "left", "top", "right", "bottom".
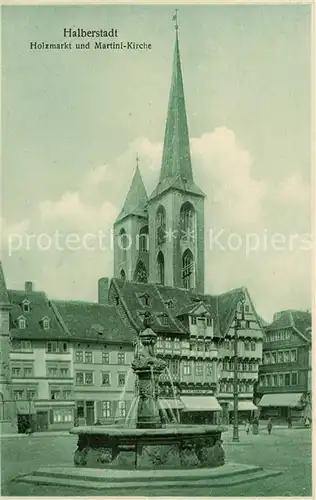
{"left": 98, "top": 277, "right": 109, "bottom": 305}
{"left": 25, "top": 281, "right": 33, "bottom": 293}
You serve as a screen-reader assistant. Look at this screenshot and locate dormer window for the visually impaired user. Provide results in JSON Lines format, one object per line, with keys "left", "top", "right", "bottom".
{"left": 42, "top": 317, "right": 50, "bottom": 330}
{"left": 18, "top": 317, "right": 26, "bottom": 329}
{"left": 137, "top": 293, "right": 151, "bottom": 307}
{"left": 165, "top": 299, "right": 174, "bottom": 309}
{"left": 22, "top": 300, "right": 30, "bottom": 313}
{"left": 157, "top": 313, "right": 168, "bottom": 326}
{"left": 197, "top": 317, "right": 206, "bottom": 330}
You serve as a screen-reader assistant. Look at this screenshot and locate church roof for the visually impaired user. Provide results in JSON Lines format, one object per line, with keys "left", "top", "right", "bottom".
{"left": 149, "top": 33, "right": 205, "bottom": 201}
{"left": 116, "top": 165, "right": 148, "bottom": 223}
{"left": 0, "top": 261, "right": 10, "bottom": 307}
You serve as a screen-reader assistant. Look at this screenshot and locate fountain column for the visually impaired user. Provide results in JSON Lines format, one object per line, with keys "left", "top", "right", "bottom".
{"left": 131, "top": 326, "right": 166, "bottom": 429}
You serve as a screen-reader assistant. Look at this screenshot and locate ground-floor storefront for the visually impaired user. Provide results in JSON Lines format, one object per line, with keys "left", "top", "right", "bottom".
{"left": 74, "top": 391, "right": 135, "bottom": 426}
{"left": 258, "top": 392, "right": 311, "bottom": 424}
{"left": 219, "top": 399, "right": 259, "bottom": 424}
{"left": 179, "top": 395, "right": 222, "bottom": 425}
{"left": 13, "top": 400, "right": 76, "bottom": 432}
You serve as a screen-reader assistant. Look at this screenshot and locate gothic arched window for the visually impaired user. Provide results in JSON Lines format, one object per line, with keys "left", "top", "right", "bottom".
{"left": 119, "top": 228, "right": 129, "bottom": 262}
{"left": 120, "top": 269, "right": 126, "bottom": 280}
{"left": 0, "top": 392, "right": 3, "bottom": 421}
{"left": 182, "top": 249, "right": 195, "bottom": 289}
{"left": 134, "top": 261, "right": 148, "bottom": 283}
{"left": 156, "top": 205, "right": 166, "bottom": 245}
{"left": 138, "top": 226, "right": 149, "bottom": 252}
{"left": 157, "top": 251, "right": 165, "bottom": 285}
{"left": 180, "top": 202, "right": 195, "bottom": 238}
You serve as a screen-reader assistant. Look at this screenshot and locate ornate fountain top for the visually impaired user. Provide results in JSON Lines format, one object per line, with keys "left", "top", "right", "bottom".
{"left": 132, "top": 312, "right": 166, "bottom": 374}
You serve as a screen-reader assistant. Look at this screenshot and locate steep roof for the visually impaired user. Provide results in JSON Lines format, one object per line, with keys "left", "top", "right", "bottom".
{"left": 8, "top": 289, "right": 69, "bottom": 340}
{"left": 115, "top": 165, "right": 148, "bottom": 223}
{"left": 52, "top": 300, "right": 133, "bottom": 344}
{"left": 291, "top": 310, "right": 312, "bottom": 341}
{"left": 111, "top": 279, "right": 252, "bottom": 338}
{"left": 149, "top": 33, "right": 204, "bottom": 201}
{"left": 266, "top": 309, "right": 312, "bottom": 343}
{"left": 112, "top": 279, "right": 186, "bottom": 335}
{"left": 0, "top": 261, "right": 10, "bottom": 307}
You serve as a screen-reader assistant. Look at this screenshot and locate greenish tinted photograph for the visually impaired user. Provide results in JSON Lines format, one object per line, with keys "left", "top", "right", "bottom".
{"left": 1, "top": 2, "right": 312, "bottom": 497}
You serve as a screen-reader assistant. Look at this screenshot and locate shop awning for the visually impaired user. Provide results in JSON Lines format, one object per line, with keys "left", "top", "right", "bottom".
{"left": 180, "top": 396, "right": 222, "bottom": 412}
{"left": 158, "top": 399, "right": 185, "bottom": 410}
{"left": 226, "top": 401, "right": 258, "bottom": 411}
{"left": 258, "top": 393, "right": 303, "bottom": 408}
{"left": 236, "top": 401, "right": 258, "bottom": 411}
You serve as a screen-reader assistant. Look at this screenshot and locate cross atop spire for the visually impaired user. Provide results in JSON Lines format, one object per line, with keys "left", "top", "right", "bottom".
{"left": 136, "top": 152, "right": 139, "bottom": 167}
{"left": 173, "top": 9, "right": 179, "bottom": 31}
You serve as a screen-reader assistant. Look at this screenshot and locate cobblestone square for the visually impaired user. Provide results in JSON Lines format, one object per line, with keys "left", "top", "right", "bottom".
{"left": 1, "top": 427, "right": 312, "bottom": 496}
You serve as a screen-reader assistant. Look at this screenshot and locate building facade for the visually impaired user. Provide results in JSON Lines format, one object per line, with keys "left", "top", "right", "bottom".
{"left": 257, "top": 310, "right": 312, "bottom": 423}
{"left": 1, "top": 274, "right": 136, "bottom": 433}
{"left": 0, "top": 264, "right": 16, "bottom": 433}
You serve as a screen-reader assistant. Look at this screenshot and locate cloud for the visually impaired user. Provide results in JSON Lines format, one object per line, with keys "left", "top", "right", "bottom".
{"left": 191, "top": 127, "right": 267, "bottom": 229}
{"left": 2, "top": 127, "right": 311, "bottom": 321}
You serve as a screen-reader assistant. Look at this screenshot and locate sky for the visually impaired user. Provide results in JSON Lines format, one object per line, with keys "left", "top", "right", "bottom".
{"left": 1, "top": 4, "right": 312, "bottom": 321}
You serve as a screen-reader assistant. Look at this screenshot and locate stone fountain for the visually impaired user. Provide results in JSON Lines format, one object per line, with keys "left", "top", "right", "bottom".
{"left": 73, "top": 318, "right": 226, "bottom": 470}
{"left": 10, "top": 316, "right": 282, "bottom": 494}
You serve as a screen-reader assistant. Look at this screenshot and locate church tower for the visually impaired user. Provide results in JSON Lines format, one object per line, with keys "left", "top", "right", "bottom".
{"left": 113, "top": 157, "right": 149, "bottom": 282}
{"left": 147, "top": 19, "right": 205, "bottom": 293}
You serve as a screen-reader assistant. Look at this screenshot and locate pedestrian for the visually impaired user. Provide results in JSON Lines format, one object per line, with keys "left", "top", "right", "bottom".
{"left": 287, "top": 415, "right": 292, "bottom": 429}
{"left": 252, "top": 416, "right": 259, "bottom": 435}
{"left": 245, "top": 420, "right": 250, "bottom": 435}
{"left": 267, "top": 417, "right": 273, "bottom": 435}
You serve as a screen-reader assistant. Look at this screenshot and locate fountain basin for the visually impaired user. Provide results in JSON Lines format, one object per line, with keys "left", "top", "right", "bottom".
{"left": 71, "top": 424, "right": 227, "bottom": 470}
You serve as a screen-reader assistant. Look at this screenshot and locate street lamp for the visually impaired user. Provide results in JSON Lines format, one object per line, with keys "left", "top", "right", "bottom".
{"left": 232, "top": 293, "right": 246, "bottom": 443}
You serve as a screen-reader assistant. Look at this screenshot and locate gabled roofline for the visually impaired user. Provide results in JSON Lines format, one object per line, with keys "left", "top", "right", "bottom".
{"left": 148, "top": 183, "right": 205, "bottom": 203}
{"left": 289, "top": 311, "right": 311, "bottom": 343}
{"left": 113, "top": 212, "right": 148, "bottom": 226}
{"left": 243, "top": 287, "right": 264, "bottom": 333}
{"left": 111, "top": 279, "right": 140, "bottom": 333}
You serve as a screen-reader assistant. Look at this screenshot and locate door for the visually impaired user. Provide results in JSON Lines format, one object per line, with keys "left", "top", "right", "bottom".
{"left": 37, "top": 411, "right": 49, "bottom": 431}
{"left": 17, "top": 414, "right": 30, "bottom": 433}
{"left": 86, "top": 401, "right": 95, "bottom": 425}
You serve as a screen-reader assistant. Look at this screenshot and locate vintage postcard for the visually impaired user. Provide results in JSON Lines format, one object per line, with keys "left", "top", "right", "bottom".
{"left": 0, "top": 1, "right": 313, "bottom": 497}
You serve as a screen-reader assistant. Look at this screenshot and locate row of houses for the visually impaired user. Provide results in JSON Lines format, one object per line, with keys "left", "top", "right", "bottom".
{"left": 0, "top": 269, "right": 312, "bottom": 434}
{"left": 1, "top": 270, "right": 264, "bottom": 433}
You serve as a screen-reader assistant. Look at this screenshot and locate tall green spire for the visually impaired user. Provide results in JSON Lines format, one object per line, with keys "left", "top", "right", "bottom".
{"left": 115, "top": 157, "right": 148, "bottom": 223}
{"left": 159, "top": 31, "right": 193, "bottom": 183}
{"left": 150, "top": 21, "right": 205, "bottom": 200}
